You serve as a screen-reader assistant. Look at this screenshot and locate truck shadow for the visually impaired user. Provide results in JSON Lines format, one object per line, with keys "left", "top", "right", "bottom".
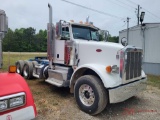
{"left": 37, "top": 79, "right": 72, "bottom": 97}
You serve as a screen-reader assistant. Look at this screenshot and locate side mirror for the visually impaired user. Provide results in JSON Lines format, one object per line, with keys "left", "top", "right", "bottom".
{"left": 121, "top": 37, "right": 128, "bottom": 46}
{"left": 56, "top": 21, "right": 62, "bottom": 39}
{"left": 56, "top": 20, "right": 70, "bottom": 40}
{"left": 0, "top": 10, "right": 8, "bottom": 32}
{"left": 98, "top": 30, "right": 109, "bottom": 41}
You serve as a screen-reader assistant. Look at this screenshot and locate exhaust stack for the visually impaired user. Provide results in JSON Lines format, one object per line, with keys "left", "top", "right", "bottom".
{"left": 47, "top": 3, "right": 55, "bottom": 69}
{"left": 86, "top": 16, "right": 89, "bottom": 23}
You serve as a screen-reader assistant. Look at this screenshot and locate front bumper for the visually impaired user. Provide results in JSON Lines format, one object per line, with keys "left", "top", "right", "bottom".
{"left": 0, "top": 106, "right": 36, "bottom": 120}
{"left": 109, "top": 77, "right": 147, "bottom": 103}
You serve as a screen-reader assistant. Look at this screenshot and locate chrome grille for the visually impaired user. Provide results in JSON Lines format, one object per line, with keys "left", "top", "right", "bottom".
{"left": 126, "top": 51, "right": 142, "bottom": 80}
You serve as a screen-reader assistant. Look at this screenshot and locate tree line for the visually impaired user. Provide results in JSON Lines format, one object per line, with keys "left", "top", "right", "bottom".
{"left": 2, "top": 27, "right": 119, "bottom": 52}
{"left": 2, "top": 27, "right": 47, "bottom": 52}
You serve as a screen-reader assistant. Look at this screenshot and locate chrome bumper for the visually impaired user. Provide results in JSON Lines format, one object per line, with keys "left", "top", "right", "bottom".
{"left": 109, "top": 77, "right": 147, "bottom": 103}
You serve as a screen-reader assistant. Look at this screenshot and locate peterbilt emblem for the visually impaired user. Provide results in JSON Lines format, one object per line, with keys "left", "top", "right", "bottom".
{"left": 96, "top": 49, "right": 102, "bottom": 52}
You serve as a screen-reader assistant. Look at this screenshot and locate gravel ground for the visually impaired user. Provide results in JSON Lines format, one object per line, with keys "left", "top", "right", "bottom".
{"left": 29, "top": 80, "right": 160, "bottom": 120}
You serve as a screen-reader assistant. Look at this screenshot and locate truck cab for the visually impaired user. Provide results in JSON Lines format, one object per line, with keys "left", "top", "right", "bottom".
{"left": 15, "top": 3, "right": 147, "bottom": 115}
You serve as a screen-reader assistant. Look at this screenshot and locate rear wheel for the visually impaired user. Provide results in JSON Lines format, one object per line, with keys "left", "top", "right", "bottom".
{"left": 15, "top": 60, "right": 24, "bottom": 75}
{"left": 74, "top": 75, "right": 108, "bottom": 115}
{"left": 42, "top": 65, "right": 49, "bottom": 79}
{"left": 23, "top": 61, "right": 33, "bottom": 79}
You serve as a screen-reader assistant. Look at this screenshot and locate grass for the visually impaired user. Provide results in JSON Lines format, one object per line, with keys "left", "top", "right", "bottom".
{"left": 147, "top": 74, "right": 160, "bottom": 89}
{"left": 1, "top": 52, "right": 47, "bottom": 71}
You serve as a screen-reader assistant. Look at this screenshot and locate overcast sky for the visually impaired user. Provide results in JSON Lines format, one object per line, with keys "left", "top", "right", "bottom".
{"left": 0, "top": 0, "right": 160, "bottom": 36}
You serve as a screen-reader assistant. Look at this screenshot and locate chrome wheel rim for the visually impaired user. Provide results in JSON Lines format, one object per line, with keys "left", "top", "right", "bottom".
{"left": 23, "top": 65, "right": 28, "bottom": 77}
{"left": 16, "top": 64, "right": 20, "bottom": 74}
{"left": 79, "top": 84, "right": 95, "bottom": 106}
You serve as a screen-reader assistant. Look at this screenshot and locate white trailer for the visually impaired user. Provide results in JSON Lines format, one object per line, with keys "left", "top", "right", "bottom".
{"left": 119, "top": 23, "right": 160, "bottom": 75}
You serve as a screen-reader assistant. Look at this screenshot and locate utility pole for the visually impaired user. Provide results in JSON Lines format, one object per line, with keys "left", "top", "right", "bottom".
{"left": 137, "top": 5, "right": 140, "bottom": 25}
{"left": 127, "top": 17, "right": 130, "bottom": 45}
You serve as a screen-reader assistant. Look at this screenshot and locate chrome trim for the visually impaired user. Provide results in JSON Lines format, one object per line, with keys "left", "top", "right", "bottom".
{"left": 0, "top": 92, "right": 26, "bottom": 112}
{"left": 120, "top": 45, "right": 143, "bottom": 84}
{"left": 109, "top": 78, "right": 147, "bottom": 103}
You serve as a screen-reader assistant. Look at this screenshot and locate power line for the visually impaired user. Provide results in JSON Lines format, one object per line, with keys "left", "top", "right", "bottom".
{"left": 61, "top": 0, "right": 123, "bottom": 19}
{"left": 142, "top": 8, "right": 160, "bottom": 20}
{"left": 125, "top": 0, "right": 160, "bottom": 21}
{"left": 115, "top": 0, "right": 135, "bottom": 9}
{"left": 107, "top": 0, "right": 134, "bottom": 12}
{"left": 127, "top": 0, "right": 137, "bottom": 5}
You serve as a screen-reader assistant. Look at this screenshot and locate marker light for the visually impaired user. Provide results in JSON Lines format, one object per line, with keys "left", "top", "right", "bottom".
{"left": 79, "top": 21, "right": 83, "bottom": 24}
{"left": 106, "top": 66, "right": 112, "bottom": 73}
{"left": 106, "top": 65, "right": 119, "bottom": 73}
{"left": 8, "top": 65, "right": 17, "bottom": 73}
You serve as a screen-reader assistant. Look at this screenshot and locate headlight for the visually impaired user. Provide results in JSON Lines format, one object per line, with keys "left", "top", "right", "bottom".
{"left": 0, "top": 100, "right": 8, "bottom": 111}
{"left": 0, "top": 92, "right": 25, "bottom": 112}
{"left": 10, "top": 96, "right": 24, "bottom": 107}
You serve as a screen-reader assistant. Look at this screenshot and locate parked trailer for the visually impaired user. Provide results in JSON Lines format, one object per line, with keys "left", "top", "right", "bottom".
{"left": 119, "top": 23, "right": 160, "bottom": 75}
{"left": 16, "top": 3, "right": 147, "bottom": 115}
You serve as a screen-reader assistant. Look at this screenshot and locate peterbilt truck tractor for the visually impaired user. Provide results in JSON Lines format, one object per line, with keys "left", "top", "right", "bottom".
{"left": 16, "top": 3, "right": 147, "bottom": 115}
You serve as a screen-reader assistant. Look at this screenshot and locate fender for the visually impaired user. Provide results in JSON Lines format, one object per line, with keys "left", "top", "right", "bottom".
{"left": 70, "top": 64, "right": 122, "bottom": 93}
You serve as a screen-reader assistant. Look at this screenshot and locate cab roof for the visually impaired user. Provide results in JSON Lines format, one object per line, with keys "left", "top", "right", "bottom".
{"left": 69, "top": 22, "right": 100, "bottom": 30}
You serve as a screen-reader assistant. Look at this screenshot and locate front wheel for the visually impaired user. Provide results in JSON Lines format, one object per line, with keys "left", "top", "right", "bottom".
{"left": 74, "top": 75, "right": 108, "bottom": 115}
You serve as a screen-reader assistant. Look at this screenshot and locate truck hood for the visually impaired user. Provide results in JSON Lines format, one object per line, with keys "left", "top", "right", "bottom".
{"left": 0, "top": 73, "right": 26, "bottom": 96}
{"left": 75, "top": 39, "right": 124, "bottom": 49}
{"left": 75, "top": 40, "right": 124, "bottom": 66}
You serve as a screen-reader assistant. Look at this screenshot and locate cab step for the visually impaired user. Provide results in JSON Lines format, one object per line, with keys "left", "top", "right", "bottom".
{"left": 45, "top": 66, "right": 73, "bottom": 87}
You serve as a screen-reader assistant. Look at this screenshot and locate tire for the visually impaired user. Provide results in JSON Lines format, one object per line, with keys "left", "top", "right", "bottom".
{"left": 23, "top": 61, "right": 33, "bottom": 79}
{"left": 32, "top": 61, "right": 38, "bottom": 78}
{"left": 32, "top": 61, "right": 38, "bottom": 67}
{"left": 15, "top": 60, "right": 24, "bottom": 75}
{"left": 42, "top": 65, "right": 49, "bottom": 79}
{"left": 74, "top": 75, "right": 108, "bottom": 115}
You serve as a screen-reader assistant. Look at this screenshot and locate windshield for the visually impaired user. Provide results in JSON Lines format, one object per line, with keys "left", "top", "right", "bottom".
{"left": 72, "top": 25, "right": 99, "bottom": 41}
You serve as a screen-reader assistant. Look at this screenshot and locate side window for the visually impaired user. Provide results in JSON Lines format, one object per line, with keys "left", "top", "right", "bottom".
{"left": 91, "top": 31, "right": 99, "bottom": 41}
{"left": 62, "top": 27, "right": 70, "bottom": 40}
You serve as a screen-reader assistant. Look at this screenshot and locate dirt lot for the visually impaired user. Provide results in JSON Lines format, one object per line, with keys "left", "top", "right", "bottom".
{"left": 25, "top": 79, "right": 160, "bottom": 120}
{"left": 1, "top": 52, "right": 160, "bottom": 120}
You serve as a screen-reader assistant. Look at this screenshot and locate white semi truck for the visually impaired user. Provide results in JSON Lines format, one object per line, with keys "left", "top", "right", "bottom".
{"left": 16, "top": 4, "right": 147, "bottom": 115}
